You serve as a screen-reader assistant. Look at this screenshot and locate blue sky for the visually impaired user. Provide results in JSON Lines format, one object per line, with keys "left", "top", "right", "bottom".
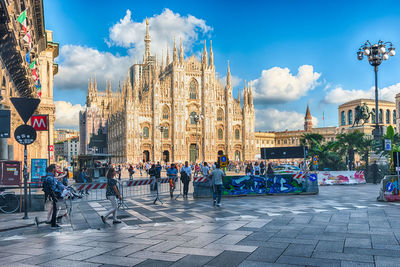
{"left": 45, "top": 0, "right": 400, "bottom": 130}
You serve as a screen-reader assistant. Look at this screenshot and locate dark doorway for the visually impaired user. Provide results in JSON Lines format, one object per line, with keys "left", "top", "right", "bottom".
{"left": 218, "top": 150, "right": 224, "bottom": 156}
{"left": 163, "top": 150, "right": 170, "bottom": 162}
{"left": 143, "top": 150, "right": 150, "bottom": 162}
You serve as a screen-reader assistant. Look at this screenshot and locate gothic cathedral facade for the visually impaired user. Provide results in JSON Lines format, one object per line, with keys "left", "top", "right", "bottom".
{"left": 83, "top": 20, "right": 255, "bottom": 163}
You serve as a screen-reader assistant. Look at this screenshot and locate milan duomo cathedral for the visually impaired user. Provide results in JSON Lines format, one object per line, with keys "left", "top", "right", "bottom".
{"left": 80, "top": 20, "right": 256, "bottom": 163}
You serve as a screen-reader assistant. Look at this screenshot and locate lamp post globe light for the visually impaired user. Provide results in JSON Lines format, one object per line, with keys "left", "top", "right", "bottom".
{"left": 357, "top": 40, "right": 395, "bottom": 139}
{"left": 157, "top": 125, "right": 168, "bottom": 162}
{"left": 189, "top": 113, "right": 204, "bottom": 162}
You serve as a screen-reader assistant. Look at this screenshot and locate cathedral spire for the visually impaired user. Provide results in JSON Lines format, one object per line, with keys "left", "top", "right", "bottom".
{"left": 161, "top": 49, "right": 164, "bottom": 71}
{"left": 144, "top": 18, "right": 151, "bottom": 62}
{"left": 209, "top": 40, "right": 214, "bottom": 68}
{"left": 249, "top": 81, "right": 253, "bottom": 107}
{"left": 243, "top": 82, "right": 248, "bottom": 108}
{"left": 173, "top": 37, "right": 178, "bottom": 65}
{"left": 304, "top": 104, "right": 313, "bottom": 131}
{"left": 226, "top": 60, "right": 231, "bottom": 88}
{"left": 94, "top": 74, "right": 97, "bottom": 91}
{"left": 166, "top": 44, "right": 170, "bottom": 65}
{"left": 203, "top": 40, "right": 208, "bottom": 67}
{"left": 237, "top": 88, "right": 240, "bottom": 103}
{"left": 179, "top": 37, "right": 184, "bottom": 64}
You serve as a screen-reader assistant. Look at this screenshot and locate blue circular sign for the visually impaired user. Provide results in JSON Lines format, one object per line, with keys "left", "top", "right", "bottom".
{"left": 386, "top": 182, "right": 394, "bottom": 192}
{"left": 220, "top": 156, "right": 227, "bottom": 162}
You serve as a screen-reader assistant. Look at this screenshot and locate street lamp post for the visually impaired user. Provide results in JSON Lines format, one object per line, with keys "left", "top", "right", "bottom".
{"left": 157, "top": 126, "right": 168, "bottom": 163}
{"left": 190, "top": 114, "right": 204, "bottom": 162}
{"left": 357, "top": 40, "right": 395, "bottom": 140}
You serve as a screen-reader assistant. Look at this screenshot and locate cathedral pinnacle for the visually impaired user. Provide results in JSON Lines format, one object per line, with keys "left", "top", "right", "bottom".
{"left": 203, "top": 40, "right": 208, "bottom": 67}
{"left": 144, "top": 17, "right": 151, "bottom": 62}
{"left": 226, "top": 60, "right": 231, "bottom": 88}
{"left": 173, "top": 37, "right": 178, "bottom": 65}
{"left": 166, "top": 44, "right": 170, "bottom": 65}
{"left": 209, "top": 40, "right": 214, "bottom": 68}
{"left": 179, "top": 37, "right": 184, "bottom": 64}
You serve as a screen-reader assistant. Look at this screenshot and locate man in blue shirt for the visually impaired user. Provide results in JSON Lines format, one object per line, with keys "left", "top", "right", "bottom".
{"left": 44, "top": 164, "right": 63, "bottom": 228}
{"left": 180, "top": 161, "right": 192, "bottom": 197}
{"left": 167, "top": 163, "right": 178, "bottom": 198}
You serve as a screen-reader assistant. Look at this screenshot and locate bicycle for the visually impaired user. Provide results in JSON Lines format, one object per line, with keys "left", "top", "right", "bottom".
{"left": 0, "top": 190, "right": 20, "bottom": 213}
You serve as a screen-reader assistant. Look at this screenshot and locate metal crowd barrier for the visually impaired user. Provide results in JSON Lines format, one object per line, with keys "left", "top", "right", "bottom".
{"left": 71, "top": 177, "right": 180, "bottom": 202}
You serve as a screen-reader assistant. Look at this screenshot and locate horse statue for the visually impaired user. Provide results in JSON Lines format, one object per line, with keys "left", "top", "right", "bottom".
{"left": 352, "top": 102, "right": 373, "bottom": 127}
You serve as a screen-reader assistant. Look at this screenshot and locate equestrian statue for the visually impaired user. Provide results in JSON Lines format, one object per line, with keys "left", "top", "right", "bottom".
{"left": 352, "top": 102, "right": 373, "bottom": 127}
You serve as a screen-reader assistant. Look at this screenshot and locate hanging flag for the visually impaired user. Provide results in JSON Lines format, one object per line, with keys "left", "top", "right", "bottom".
{"left": 17, "top": 10, "right": 27, "bottom": 33}
{"left": 29, "top": 60, "right": 36, "bottom": 69}
{"left": 22, "top": 31, "right": 32, "bottom": 48}
{"left": 35, "top": 79, "right": 41, "bottom": 90}
{"left": 38, "top": 91, "right": 42, "bottom": 97}
{"left": 32, "top": 68, "right": 38, "bottom": 81}
{"left": 25, "top": 48, "right": 32, "bottom": 64}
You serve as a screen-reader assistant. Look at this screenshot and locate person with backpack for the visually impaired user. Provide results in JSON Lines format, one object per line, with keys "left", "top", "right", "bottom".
{"left": 43, "top": 164, "right": 63, "bottom": 228}
{"left": 101, "top": 167, "right": 122, "bottom": 224}
{"left": 180, "top": 161, "right": 192, "bottom": 198}
{"left": 149, "top": 164, "right": 157, "bottom": 192}
{"left": 210, "top": 163, "right": 225, "bottom": 207}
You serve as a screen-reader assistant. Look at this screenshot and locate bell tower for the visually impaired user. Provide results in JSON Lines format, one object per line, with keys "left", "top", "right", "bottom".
{"left": 304, "top": 104, "right": 313, "bottom": 131}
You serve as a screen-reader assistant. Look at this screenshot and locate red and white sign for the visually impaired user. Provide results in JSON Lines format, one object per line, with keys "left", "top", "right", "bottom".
{"left": 31, "top": 115, "right": 48, "bottom": 131}
{"left": 48, "top": 145, "right": 54, "bottom": 152}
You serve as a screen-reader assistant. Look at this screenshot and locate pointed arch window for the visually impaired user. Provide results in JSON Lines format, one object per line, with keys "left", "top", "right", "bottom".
{"left": 393, "top": 110, "right": 397, "bottom": 124}
{"left": 163, "top": 128, "right": 169, "bottom": 138}
{"left": 190, "top": 111, "right": 197, "bottom": 125}
{"left": 235, "top": 129, "right": 240, "bottom": 140}
{"left": 217, "top": 109, "right": 223, "bottom": 121}
{"left": 218, "top": 129, "right": 223, "bottom": 140}
{"left": 162, "top": 106, "right": 169, "bottom": 119}
{"left": 189, "top": 79, "right": 198, "bottom": 100}
{"left": 143, "top": 127, "right": 149, "bottom": 138}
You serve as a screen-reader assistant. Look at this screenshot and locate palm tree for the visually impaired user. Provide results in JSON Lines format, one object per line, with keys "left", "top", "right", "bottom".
{"left": 310, "top": 139, "right": 344, "bottom": 171}
{"left": 300, "top": 133, "right": 324, "bottom": 155}
{"left": 335, "top": 130, "right": 366, "bottom": 170}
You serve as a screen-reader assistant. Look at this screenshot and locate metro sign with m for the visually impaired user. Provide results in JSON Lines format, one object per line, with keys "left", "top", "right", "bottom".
{"left": 31, "top": 115, "right": 48, "bottom": 131}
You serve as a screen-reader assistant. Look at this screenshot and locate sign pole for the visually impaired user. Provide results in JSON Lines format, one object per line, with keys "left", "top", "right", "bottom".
{"left": 23, "top": 143, "right": 28, "bottom": 219}
{"left": 47, "top": 115, "right": 50, "bottom": 166}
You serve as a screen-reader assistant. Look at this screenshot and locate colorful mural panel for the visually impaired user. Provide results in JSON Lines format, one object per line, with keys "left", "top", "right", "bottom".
{"left": 317, "top": 171, "right": 366, "bottom": 185}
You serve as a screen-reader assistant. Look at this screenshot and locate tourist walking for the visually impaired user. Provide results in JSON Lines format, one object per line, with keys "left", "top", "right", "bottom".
{"left": 254, "top": 162, "right": 260, "bottom": 175}
{"left": 260, "top": 161, "right": 265, "bottom": 175}
{"left": 149, "top": 164, "right": 157, "bottom": 192}
{"left": 210, "top": 163, "right": 225, "bottom": 207}
{"left": 43, "top": 164, "right": 64, "bottom": 228}
{"left": 116, "top": 165, "right": 122, "bottom": 180}
{"left": 202, "top": 162, "right": 210, "bottom": 180}
{"left": 167, "top": 163, "right": 178, "bottom": 198}
{"left": 101, "top": 168, "right": 122, "bottom": 224}
{"left": 128, "top": 165, "right": 134, "bottom": 180}
{"left": 180, "top": 161, "right": 192, "bottom": 197}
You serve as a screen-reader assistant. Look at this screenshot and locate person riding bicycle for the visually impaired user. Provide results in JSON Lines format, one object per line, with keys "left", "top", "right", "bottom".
{"left": 167, "top": 163, "right": 178, "bottom": 198}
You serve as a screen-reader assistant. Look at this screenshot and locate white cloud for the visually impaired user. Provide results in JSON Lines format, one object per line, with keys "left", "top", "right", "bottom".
{"left": 108, "top": 9, "right": 212, "bottom": 59}
{"left": 55, "top": 45, "right": 131, "bottom": 91}
{"left": 55, "top": 101, "right": 84, "bottom": 129}
{"left": 55, "top": 9, "right": 212, "bottom": 92}
{"left": 255, "top": 108, "right": 318, "bottom": 131}
{"left": 219, "top": 75, "right": 241, "bottom": 88}
{"left": 252, "top": 65, "right": 321, "bottom": 104}
{"left": 324, "top": 83, "right": 400, "bottom": 104}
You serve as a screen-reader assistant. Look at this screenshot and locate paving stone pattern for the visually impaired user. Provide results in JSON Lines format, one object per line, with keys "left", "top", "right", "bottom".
{"left": 1, "top": 184, "right": 400, "bottom": 266}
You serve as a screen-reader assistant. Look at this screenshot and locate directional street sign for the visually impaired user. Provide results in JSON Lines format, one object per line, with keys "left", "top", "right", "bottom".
{"left": 313, "top": 156, "right": 318, "bottom": 165}
{"left": 384, "top": 139, "right": 392, "bottom": 151}
{"left": 14, "top": 125, "right": 37, "bottom": 145}
{"left": 10, "top": 97, "right": 40, "bottom": 124}
{"left": 219, "top": 155, "right": 229, "bottom": 167}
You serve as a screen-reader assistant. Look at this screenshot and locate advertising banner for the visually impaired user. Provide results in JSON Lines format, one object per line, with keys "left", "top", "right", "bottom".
{"left": 317, "top": 171, "right": 366, "bottom": 185}
{"left": 31, "top": 159, "right": 47, "bottom": 184}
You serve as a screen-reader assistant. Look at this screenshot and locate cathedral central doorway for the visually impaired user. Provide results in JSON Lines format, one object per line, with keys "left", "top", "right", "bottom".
{"left": 189, "top": 144, "right": 197, "bottom": 162}
{"left": 235, "top": 150, "right": 241, "bottom": 161}
{"left": 143, "top": 150, "right": 150, "bottom": 162}
{"left": 163, "top": 150, "right": 170, "bottom": 163}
